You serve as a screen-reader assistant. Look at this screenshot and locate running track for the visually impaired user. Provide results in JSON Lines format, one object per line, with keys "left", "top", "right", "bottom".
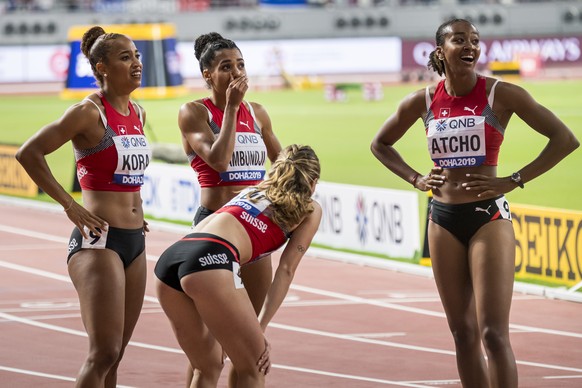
{"left": 0, "top": 197, "right": 581, "bottom": 387}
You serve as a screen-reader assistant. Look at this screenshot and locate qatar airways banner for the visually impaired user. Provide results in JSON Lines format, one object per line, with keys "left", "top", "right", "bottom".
{"left": 403, "top": 35, "right": 582, "bottom": 69}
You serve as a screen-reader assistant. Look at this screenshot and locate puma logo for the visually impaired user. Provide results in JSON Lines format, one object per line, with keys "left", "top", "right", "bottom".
{"left": 475, "top": 205, "right": 491, "bottom": 215}
{"left": 134, "top": 125, "right": 142, "bottom": 133}
{"left": 464, "top": 105, "right": 478, "bottom": 115}
{"left": 239, "top": 121, "right": 250, "bottom": 129}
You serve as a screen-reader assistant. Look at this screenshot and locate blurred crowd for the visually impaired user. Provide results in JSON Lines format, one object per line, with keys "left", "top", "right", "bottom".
{"left": 1, "top": 0, "right": 570, "bottom": 12}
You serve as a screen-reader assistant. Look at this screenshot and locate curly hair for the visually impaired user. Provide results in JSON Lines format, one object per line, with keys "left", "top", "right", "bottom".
{"left": 80, "top": 26, "right": 125, "bottom": 87}
{"left": 248, "top": 145, "right": 320, "bottom": 231}
{"left": 194, "top": 32, "right": 240, "bottom": 75}
{"left": 427, "top": 18, "right": 477, "bottom": 76}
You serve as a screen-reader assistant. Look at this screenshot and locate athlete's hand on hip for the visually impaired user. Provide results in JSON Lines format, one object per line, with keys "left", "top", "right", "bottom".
{"left": 65, "top": 202, "right": 108, "bottom": 239}
{"left": 462, "top": 173, "right": 507, "bottom": 198}
{"left": 419, "top": 167, "right": 445, "bottom": 191}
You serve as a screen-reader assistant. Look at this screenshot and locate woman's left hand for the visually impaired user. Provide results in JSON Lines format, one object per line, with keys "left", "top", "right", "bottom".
{"left": 257, "top": 337, "right": 271, "bottom": 375}
{"left": 462, "top": 173, "right": 513, "bottom": 197}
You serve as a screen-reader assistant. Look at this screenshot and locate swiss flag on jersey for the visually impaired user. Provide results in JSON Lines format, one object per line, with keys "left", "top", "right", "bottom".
{"left": 439, "top": 108, "right": 450, "bottom": 118}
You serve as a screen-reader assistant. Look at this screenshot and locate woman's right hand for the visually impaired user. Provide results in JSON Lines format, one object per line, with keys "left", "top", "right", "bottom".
{"left": 226, "top": 75, "right": 248, "bottom": 108}
{"left": 65, "top": 200, "right": 108, "bottom": 239}
{"left": 416, "top": 167, "right": 445, "bottom": 191}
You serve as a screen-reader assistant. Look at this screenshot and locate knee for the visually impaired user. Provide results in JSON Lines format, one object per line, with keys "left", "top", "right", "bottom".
{"left": 481, "top": 325, "right": 510, "bottom": 354}
{"left": 87, "top": 343, "right": 123, "bottom": 371}
{"left": 193, "top": 361, "right": 224, "bottom": 384}
{"left": 450, "top": 324, "right": 480, "bottom": 350}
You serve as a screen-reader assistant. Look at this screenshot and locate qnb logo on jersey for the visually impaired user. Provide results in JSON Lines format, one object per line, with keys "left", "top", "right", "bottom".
{"left": 436, "top": 119, "right": 447, "bottom": 132}
{"left": 121, "top": 136, "right": 148, "bottom": 149}
{"left": 240, "top": 211, "right": 268, "bottom": 233}
{"left": 237, "top": 133, "right": 259, "bottom": 144}
{"left": 198, "top": 252, "right": 229, "bottom": 267}
{"left": 448, "top": 117, "right": 478, "bottom": 129}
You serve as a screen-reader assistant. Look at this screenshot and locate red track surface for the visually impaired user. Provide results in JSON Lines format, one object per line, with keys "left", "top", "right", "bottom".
{"left": 0, "top": 200, "right": 581, "bottom": 387}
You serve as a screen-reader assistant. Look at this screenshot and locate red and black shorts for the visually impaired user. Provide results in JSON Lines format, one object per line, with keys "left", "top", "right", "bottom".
{"left": 429, "top": 195, "right": 512, "bottom": 246}
{"left": 154, "top": 232, "right": 241, "bottom": 292}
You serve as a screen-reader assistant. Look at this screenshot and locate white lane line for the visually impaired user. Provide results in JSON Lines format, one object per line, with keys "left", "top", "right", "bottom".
{"left": 289, "top": 284, "right": 582, "bottom": 339}
{"left": 1, "top": 223, "right": 582, "bottom": 375}
{"left": 0, "top": 224, "right": 68, "bottom": 243}
{"left": 270, "top": 364, "right": 433, "bottom": 388}
{"left": 543, "top": 374, "right": 582, "bottom": 379}
{"left": 0, "top": 310, "right": 431, "bottom": 387}
{"left": 0, "top": 365, "right": 135, "bottom": 387}
{"left": 0, "top": 310, "right": 183, "bottom": 354}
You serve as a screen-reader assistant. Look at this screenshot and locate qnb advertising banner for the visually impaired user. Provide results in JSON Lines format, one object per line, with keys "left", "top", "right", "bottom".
{"left": 512, "top": 204, "right": 582, "bottom": 287}
{"left": 141, "top": 162, "right": 200, "bottom": 222}
{"left": 63, "top": 23, "right": 186, "bottom": 100}
{"left": 313, "top": 182, "right": 420, "bottom": 260}
{"left": 141, "top": 162, "right": 420, "bottom": 259}
{"left": 403, "top": 35, "right": 582, "bottom": 69}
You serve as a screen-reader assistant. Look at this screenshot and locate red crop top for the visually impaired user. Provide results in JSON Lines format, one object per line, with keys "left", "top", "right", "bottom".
{"left": 424, "top": 76, "right": 505, "bottom": 169}
{"left": 215, "top": 188, "right": 288, "bottom": 261}
{"left": 75, "top": 94, "right": 151, "bottom": 191}
{"left": 188, "top": 98, "right": 267, "bottom": 188}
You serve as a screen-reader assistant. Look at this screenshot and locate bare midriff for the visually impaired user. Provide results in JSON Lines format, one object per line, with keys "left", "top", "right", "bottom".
{"left": 200, "top": 185, "right": 254, "bottom": 211}
{"left": 431, "top": 165, "right": 498, "bottom": 204}
{"left": 82, "top": 190, "right": 145, "bottom": 229}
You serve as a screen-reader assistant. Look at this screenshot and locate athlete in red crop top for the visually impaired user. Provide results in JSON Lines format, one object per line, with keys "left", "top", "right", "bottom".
{"left": 189, "top": 98, "right": 267, "bottom": 188}
{"left": 214, "top": 188, "right": 289, "bottom": 261}
{"left": 155, "top": 145, "right": 322, "bottom": 387}
{"left": 76, "top": 93, "right": 151, "bottom": 191}
{"left": 17, "top": 26, "right": 153, "bottom": 386}
{"left": 425, "top": 75, "right": 504, "bottom": 169}
{"left": 177, "top": 32, "right": 282, "bottom": 387}
{"left": 371, "top": 19, "right": 578, "bottom": 388}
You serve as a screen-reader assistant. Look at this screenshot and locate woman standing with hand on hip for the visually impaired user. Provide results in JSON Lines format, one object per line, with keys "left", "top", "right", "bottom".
{"left": 371, "top": 19, "right": 578, "bottom": 388}
{"left": 16, "top": 26, "right": 151, "bottom": 387}
{"left": 178, "top": 32, "right": 282, "bottom": 386}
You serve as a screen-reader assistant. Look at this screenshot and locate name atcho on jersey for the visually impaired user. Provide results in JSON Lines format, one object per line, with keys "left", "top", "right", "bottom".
{"left": 427, "top": 116, "right": 486, "bottom": 168}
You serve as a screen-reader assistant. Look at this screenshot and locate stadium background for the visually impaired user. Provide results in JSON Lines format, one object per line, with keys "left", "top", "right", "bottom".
{"left": 1, "top": 0, "right": 582, "bottom": 292}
